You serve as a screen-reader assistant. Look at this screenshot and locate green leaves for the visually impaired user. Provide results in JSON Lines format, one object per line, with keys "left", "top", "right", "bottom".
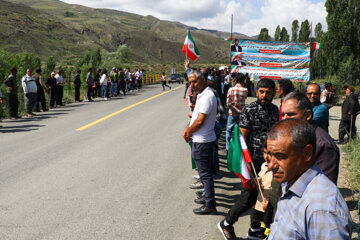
{"left": 257, "top": 28, "right": 271, "bottom": 41}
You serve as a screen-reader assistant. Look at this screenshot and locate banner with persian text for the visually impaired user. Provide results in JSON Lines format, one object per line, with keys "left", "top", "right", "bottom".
{"left": 232, "top": 52, "right": 310, "bottom": 69}
{"left": 231, "top": 39, "right": 310, "bottom": 82}
{"left": 239, "top": 39, "right": 310, "bottom": 55}
{"left": 231, "top": 65, "right": 310, "bottom": 82}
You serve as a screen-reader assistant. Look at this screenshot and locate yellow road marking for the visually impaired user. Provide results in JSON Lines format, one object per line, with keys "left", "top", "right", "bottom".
{"left": 76, "top": 85, "right": 184, "bottom": 131}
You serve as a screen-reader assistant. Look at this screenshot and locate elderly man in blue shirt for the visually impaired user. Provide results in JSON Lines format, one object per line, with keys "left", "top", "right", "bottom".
{"left": 306, "top": 83, "right": 329, "bottom": 132}
{"left": 266, "top": 119, "right": 352, "bottom": 240}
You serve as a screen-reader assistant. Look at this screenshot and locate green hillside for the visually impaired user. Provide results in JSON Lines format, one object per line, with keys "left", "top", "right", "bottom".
{"left": 1, "top": 0, "right": 253, "bottom": 64}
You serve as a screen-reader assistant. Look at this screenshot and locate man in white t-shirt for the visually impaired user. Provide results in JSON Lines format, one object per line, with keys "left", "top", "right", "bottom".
{"left": 182, "top": 69, "right": 218, "bottom": 215}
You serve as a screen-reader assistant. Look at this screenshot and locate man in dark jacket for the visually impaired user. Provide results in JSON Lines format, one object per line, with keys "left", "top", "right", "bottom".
{"left": 281, "top": 92, "right": 340, "bottom": 184}
{"left": 231, "top": 39, "right": 242, "bottom": 52}
{"left": 34, "top": 68, "right": 48, "bottom": 112}
{"left": 338, "top": 86, "right": 359, "bottom": 144}
{"left": 73, "top": 69, "right": 82, "bottom": 102}
{"left": 46, "top": 72, "right": 57, "bottom": 108}
{"left": 93, "top": 69, "right": 101, "bottom": 98}
{"left": 4, "top": 67, "right": 19, "bottom": 119}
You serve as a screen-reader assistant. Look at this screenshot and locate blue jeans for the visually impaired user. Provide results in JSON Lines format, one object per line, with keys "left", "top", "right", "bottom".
{"left": 101, "top": 85, "right": 107, "bottom": 98}
{"left": 226, "top": 115, "right": 240, "bottom": 150}
{"left": 110, "top": 83, "right": 117, "bottom": 96}
{"left": 213, "top": 121, "right": 223, "bottom": 172}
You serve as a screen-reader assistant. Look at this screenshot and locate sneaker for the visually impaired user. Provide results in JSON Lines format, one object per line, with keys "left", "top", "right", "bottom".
{"left": 193, "top": 174, "right": 200, "bottom": 180}
{"left": 217, "top": 220, "right": 237, "bottom": 240}
{"left": 247, "top": 228, "right": 266, "bottom": 240}
{"left": 189, "top": 180, "right": 203, "bottom": 189}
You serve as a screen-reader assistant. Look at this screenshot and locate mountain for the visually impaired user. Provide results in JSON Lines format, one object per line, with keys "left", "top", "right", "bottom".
{"left": 1, "top": 0, "right": 254, "bottom": 64}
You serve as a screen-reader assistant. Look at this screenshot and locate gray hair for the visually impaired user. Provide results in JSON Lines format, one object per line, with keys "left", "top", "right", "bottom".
{"left": 283, "top": 92, "right": 312, "bottom": 116}
{"left": 267, "top": 119, "right": 316, "bottom": 154}
{"left": 189, "top": 69, "right": 205, "bottom": 81}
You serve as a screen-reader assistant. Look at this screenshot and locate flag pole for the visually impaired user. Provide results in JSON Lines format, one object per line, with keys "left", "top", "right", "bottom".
{"left": 186, "top": 30, "right": 188, "bottom": 61}
{"left": 250, "top": 162, "right": 265, "bottom": 201}
{"left": 230, "top": 14, "right": 233, "bottom": 65}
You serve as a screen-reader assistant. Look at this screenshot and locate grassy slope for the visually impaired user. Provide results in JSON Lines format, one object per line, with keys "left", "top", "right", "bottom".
{"left": 342, "top": 139, "right": 360, "bottom": 191}
{"left": 2, "top": 0, "right": 253, "bottom": 64}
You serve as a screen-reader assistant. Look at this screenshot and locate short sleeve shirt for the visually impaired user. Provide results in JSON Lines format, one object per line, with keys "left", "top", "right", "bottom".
{"left": 239, "top": 100, "right": 278, "bottom": 170}
{"left": 190, "top": 87, "right": 217, "bottom": 143}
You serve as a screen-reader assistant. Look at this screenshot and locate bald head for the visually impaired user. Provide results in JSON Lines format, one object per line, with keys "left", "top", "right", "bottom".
{"left": 306, "top": 83, "right": 321, "bottom": 104}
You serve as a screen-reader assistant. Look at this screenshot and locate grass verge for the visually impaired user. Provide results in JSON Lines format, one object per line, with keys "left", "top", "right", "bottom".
{"left": 342, "top": 138, "right": 360, "bottom": 191}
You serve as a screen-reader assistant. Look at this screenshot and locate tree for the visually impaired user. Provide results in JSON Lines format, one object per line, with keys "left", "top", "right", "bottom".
{"left": 116, "top": 45, "right": 131, "bottom": 63}
{"left": 322, "top": 0, "right": 360, "bottom": 78}
{"left": 64, "top": 11, "right": 75, "bottom": 18}
{"left": 338, "top": 55, "right": 360, "bottom": 84}
{"left": 298, "top": 20, "right": 311, "bottom": 42}
{"left": 44, "top": 56, "right": 56, "bottom": 76}
{"left": 314, "top": 23, "right": 324, "bottom": 42}
{"left": 280, "top": 27, "right": 290, "bottom": 41}
{"left": 274, "top": 25, "right": 281, "bottom": 41}
{"left": 291, "top": 20, "right": 299, "bottom": 42}
{"left": 257, "top": 28, "right": 271, "bottom": 41}
{"left": 91, "top": 48, "right": 102, "bottom": 71}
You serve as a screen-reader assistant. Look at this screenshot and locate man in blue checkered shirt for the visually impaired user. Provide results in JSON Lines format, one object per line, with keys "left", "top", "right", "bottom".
{"left": 266, "top": 119, "right": 353, "bottom": 240}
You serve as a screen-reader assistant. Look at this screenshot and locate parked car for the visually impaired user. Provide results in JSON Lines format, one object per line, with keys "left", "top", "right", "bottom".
{"left": 169, "top": 73, "right": 184, "bottom": 84}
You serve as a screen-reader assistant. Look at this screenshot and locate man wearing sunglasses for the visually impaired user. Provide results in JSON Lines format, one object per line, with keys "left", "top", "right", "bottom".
{"left": 306, "top": 83, "right": 329, "bottom": 132}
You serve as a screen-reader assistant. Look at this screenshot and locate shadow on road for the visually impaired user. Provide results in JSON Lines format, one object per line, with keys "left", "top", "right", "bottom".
{"left": 0, "top": 124, "right": 45, "bottom": 133}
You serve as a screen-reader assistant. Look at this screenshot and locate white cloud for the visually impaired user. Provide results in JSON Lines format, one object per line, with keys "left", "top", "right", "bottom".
{"left": 61, "top": 0, "right": 327, "bottom": 37}
{"left": 238, "top": 0, "right": 328, "bottom": 37}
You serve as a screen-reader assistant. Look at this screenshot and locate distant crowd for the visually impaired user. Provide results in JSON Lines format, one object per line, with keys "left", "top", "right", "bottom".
{"left": 0, "top": 66, "right": 144, "bottom": 122}
{"left": 182, "top": 58, "right": 358, "bottom": 239}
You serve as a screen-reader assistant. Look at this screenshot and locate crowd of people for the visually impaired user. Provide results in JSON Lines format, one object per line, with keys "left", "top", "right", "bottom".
{"left": 182, "top": 58, "right": 358, "bottom": 239}
{"left": 0, "top": 67, "right": 146, "bottom": 125}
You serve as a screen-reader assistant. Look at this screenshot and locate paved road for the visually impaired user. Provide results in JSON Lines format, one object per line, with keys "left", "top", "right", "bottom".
{"left": 0, "top": 84, "right": 250, "bottom": 240}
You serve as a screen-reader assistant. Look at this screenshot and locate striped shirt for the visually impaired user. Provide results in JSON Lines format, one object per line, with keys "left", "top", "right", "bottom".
{"left": 226, "top": 84, "right": 248, "bottom": 116}
{"left": 269, "top": 164, "right": 353, "bottom": 240}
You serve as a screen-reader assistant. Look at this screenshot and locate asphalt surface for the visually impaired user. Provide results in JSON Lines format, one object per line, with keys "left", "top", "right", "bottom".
{"left": 0, "top": 84, "right": 250, "bottom": 240}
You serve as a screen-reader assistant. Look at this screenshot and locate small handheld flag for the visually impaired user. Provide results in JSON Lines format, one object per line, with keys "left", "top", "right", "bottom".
{"left": 182, "top": 31, "right": 200, "bottom": 61}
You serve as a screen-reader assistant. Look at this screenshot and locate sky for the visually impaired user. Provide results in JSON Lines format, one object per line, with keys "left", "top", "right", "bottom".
{"left": 61, "top": 0, "right": 327, "bottom": 37}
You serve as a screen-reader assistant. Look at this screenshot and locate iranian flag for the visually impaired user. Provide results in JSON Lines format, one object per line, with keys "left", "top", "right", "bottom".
{"left": 227, "top": 124, "right": 252, "bottom": 189}
{"left": 182, "top": 31, "right": 200, "bottom": 61}
{"left": 223, "top": 38, "right": 233, "bottom": 43}
{"left": 313, "top": 42, "right": 323, "bottom": 50}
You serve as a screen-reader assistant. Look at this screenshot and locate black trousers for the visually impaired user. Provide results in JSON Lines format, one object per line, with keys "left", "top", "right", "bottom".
{"left": 35, "top": 88, "right": 47, "bottom": 112}
{"left": 56, "top": 86, "right": 64, "bottom": 105}
{"left": 192, "top": 142, "right": 216, "bottom": 208}
{"left": 116, "top": 81, "right": 121, "bottom": 95}
{"left": 7, "top": 93, "right": 18, "bottom": 117}
{"left": 120, "top": 82, "right": 126, "bottom": 95}
{"left": 86, "top": 84, "right": 93, "bottom": 101}
{"left": 250, "top": 209, "right": 264, "bottom": 229}
{"left": 162, "top": 82, "right": 171, "bottom": 90}
{"left": 74, "top": 86, "right": 81, "bottom": 101}
{"left": 225, "top": 187, "right": 258, "bottom": 225}
{"left": 339, "top": 118, "right": 357, "bottom": 141}
{"left": 49, "top": 90, "right": 57, "bottom": 108}
{"left": 24, "top": 92, "right": 37, "bottom": 114}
